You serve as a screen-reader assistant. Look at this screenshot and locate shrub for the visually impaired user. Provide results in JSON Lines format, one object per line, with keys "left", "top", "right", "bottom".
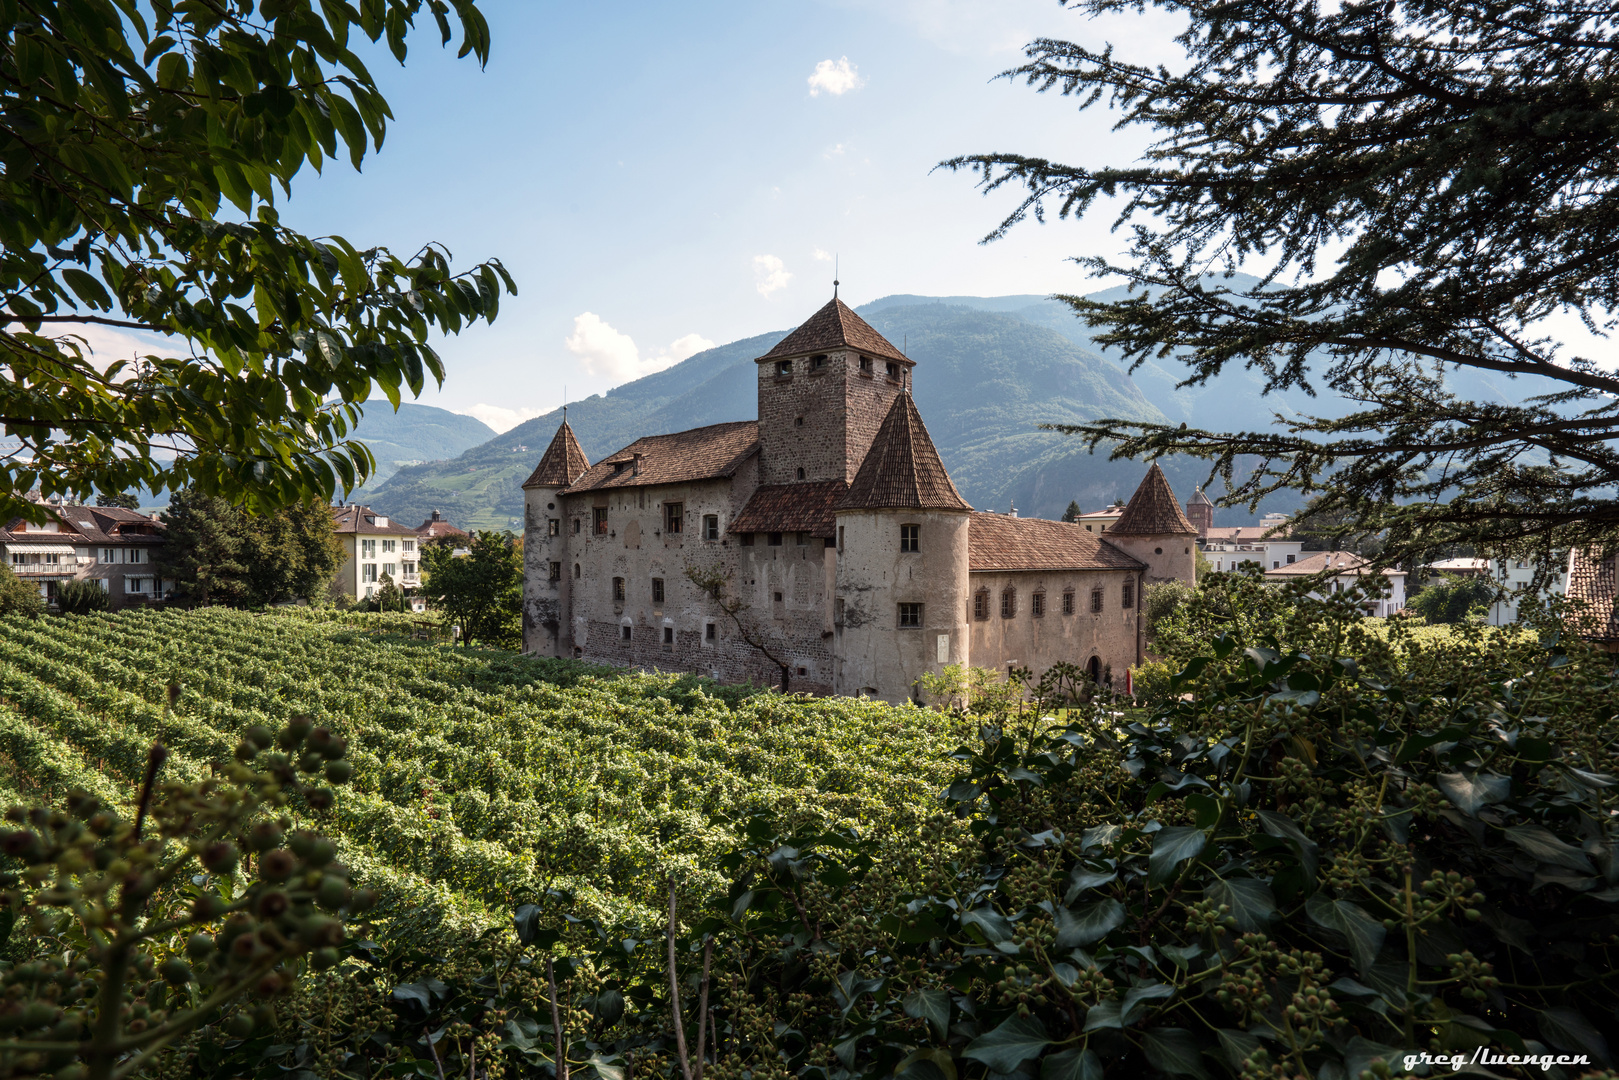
{"left": 0, "top": 563, "right": 42, "bottom": 618}
{"left": 53, "top": 579, "right": 109, "bottom": 616}
{"left": 1410, "top": 573, "right": 1500, "bottom": 625}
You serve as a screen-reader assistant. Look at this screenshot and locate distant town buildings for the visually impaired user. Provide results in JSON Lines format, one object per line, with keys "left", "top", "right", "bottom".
{"left": 331, "top": 504, "right": 420, "bottom": 601}
{"left": 1265, "top": 551, "right": 1407, "bottom": 617}
{"left": 1, "top": 498, "right": 169, "bottom": 608}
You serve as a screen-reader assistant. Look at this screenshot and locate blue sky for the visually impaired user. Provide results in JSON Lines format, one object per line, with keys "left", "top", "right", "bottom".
{"left": 262, "top": 0, "right": 1188, "bottom": 431}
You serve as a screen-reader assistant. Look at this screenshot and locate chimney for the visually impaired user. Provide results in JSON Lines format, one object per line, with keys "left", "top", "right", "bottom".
{"left": 1007, "top": 500, "right": 1018, "bottom": 518}
{"left": 431, "top": 509, "right": 443, "bottom": 522}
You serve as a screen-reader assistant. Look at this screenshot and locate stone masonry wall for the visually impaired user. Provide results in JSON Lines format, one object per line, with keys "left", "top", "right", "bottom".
{"left": 756, "top": 351, "right": 908, "bottom": 486}
{"left": 966, "top": 568, "right": 1142, "bottom": 686}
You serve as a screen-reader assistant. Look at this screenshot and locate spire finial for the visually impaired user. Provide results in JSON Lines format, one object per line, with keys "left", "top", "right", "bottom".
{"left": 833, "top": 253, "right": 839, "bottom": 299}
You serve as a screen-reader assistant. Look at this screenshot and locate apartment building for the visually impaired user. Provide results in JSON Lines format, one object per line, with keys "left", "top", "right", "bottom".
{"left": 330, "top": 504, "right": 421, "bottom": 600}
{"left": 0, "top": 499, "right": 168, "bottom": 608}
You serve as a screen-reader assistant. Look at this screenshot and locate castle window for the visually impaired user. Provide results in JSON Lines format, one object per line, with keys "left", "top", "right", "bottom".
{"left": 593, "top": 507, "right": 608, "bottom": 535}
{"left": 777, "top": 359, "right": 792, "bottom": 376}
{"left": 900, "top": 524, "right": 919, "bottom": 553}
{"left": 662, "top": 626, "right": 674, "bottom": 650}
{"left": 773, "top": 591, "right": 783, "bottom": 602}
{"left": 1091, "top": 588, "right": 1103, "bottom": 613}
{"left": 704, "top": 515, "right": 719, "bottom": 540}
{"left": 706, "top": 622, "right": 716, "bottom": 641}
{"left": 796, "top": 531, "right": 808, "bottom": 546}
{"left": 549, "top": 562, "right": 561, "bottom": 583}
{"left": 835, "top": 598, "right": 845, "bottom": 625}
{"left": 665, "top": 502, "right": 683, "bottom": 533}
{"left": 1000, "top": 589, "right": 1016, "bottom": 619}
{"left": 859, "top": 356, "right": 874, "bottom": 375}
{"left": 1062, "top": 589, "right": 1075, "bottom": 615}
{"left": 898, "top": 603, "right": 923, "bottom": 628}
{"left": 573, "top": 518, "right": 581, "bottom": 534}
{"left": 741, "top": 532, "right": 755, "bottom": 546}
{"left": 652, "top": 577, "right": 665, "bottom": 604}
{"left": 613, "top": 577, "right": 626, "bottom": 603}
{"left": 810, "top": 354, "right": 828, "bottom": 371}
{"left": 621, "top": 623, "right": 631, "bottom": 641}
{"left": 1155, "top": 547, "right": 1163, "bottom": 554}
{"left": 574, "top": 563, "right": 580, "bottom": 579}
{"left": 797, "top": 467, "right": 806, "bottom": 480}
{"left": 838, "top": 526, "right": 844, "bottom": 552}
{"left": 547, "top": 518, "right": 560, "bottom": 537}
{"left": 974, "top": 589, "right": 989, "bottom": 620}
{"left": 1122, "top": 580, "right": 1135, "bottom": 609}
{"left": 795, "top": 416, "right": 804, "bottom": 427}
{"left": 886, "top": 361, "right": 900, "bottom": 379}
{"left": 768, "top": 532, "right": 783, "bottom": 546}
{"left": 1032, "top": 591, "right": 1046, "bottom": 617}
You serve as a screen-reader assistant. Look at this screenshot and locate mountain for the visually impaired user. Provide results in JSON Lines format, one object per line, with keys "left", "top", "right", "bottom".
{"left": 348, "top": 403, "right": 496, "bottom": 488}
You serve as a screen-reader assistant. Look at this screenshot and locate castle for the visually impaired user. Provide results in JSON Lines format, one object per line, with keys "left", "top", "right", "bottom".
{"left": 519, "top": 296, "right": 1198, "bottom": 703}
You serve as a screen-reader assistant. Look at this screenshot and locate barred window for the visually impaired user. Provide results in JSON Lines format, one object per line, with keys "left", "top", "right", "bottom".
{"left": 652, "top": 577, "right": 665, "bottom": 604}
{"left": 974, "top": 590, "right": 990, "bottom": 620}
{"left": 613, "top": 577, "right": 625, "bottom": 603}
{"left": 665, "top": 503, "right": 683, "bottom": 533}
{"left": 1000, "top": 589, "right": 1016, "bottom": 619}
{"left": 1062, "top": 589, "right": 1075, "bottom": 615}
{"left": 548, "top": 562, "right": 561, "bottom": 582}
{"left": 768, "top": 532, "right": 783, "bottom": 546}
{"left": 898, "top": 602, "right": 923, "bottom": 628}
{"left": 547, "top": 518, "right": 560, "bottom": 537}
{"left": 1032, "top": 591, "right": 1046, "bottom": 618}
{"left": 1122, "top": 580, "right": 1135, "bottom": 609}
{"left": 593, "top": 507, "right": 608, "bottom": 535}
{"left": 704, "top": 514, "right": 719, "bottom": 540}
{"left": 1091, "top": 588, "right": 1103, "bottom": 613}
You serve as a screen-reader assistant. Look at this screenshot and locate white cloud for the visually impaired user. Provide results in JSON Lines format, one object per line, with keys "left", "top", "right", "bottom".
{"left": 807, "top": 57, "right": 865, "bottom": 97}
{"left": 460, "top": 404, "right": 545, "bottom": 434}
{"left": 752, "top": 255, "right": 793, "bottom": 298}
{"left": 812, "top": 248, "right": 834, "bottom": 262}
{"left": 565, "top": 313, "right": 714, "bottom": 384}
{"left": 823, "top": 143, "right": 846, "bottom": 159}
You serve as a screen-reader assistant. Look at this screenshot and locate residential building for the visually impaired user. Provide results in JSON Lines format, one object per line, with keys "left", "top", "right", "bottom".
{"left": 1264, "top": 550, "right": 1407, "bottom": 617}
{"left": 1074, "top": 507, "right": 1124, "bottom": 534}
{"left": 1484, "top": 556, "right": 1567, "bottom": 626}
{"left": 520, "top": 295, "right": 1197, "bottom": 703}
{"left": 330, "top": 504, "right": 420, "bottom": 600}
{"left": 0, "top": 499, "right": 168, "bottom": 608}
{"left": 417, "top": 509, "right": 470, "bottom": 548}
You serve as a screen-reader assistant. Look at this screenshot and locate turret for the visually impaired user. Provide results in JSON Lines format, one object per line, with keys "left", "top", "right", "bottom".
{"left": 521, "top": 417, "right": 590, "bottom": 655}
{"left": 1103, "top": 463, "right": 1198, "bottom": 585}
{"left": 833, "top": 392, "right": 971, "bottom": 704}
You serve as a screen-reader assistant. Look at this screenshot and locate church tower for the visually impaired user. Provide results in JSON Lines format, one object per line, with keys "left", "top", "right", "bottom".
{"left": 1104, "top": 463, "right": 1198, "bottom": 585}
{"left": 833, "top": 392, "right": 972, "bottom": 704}
{"left": 754, "top": 297, "right": 914, "bottom": 487}
{"left": 521, "top": 417, "right": 590, "bottom": 656}
{"left": 1186, "top": 487, "right": 1214, "bottom": 538}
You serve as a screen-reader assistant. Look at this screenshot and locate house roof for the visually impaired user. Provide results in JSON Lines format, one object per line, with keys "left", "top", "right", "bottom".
{"left": 331, "top": 504, "right": 416, "bottom": 535}
{"left": 1428, "top": 557, "right": 1491, "bottom": 573}
{"left": 729, "top": 481, "right": 845, "bottom": 539}
{"left": 837, "top": 393, "right": 971, "bottom": 512}
{"left": 0, "top": 506, "right": 164, "bottom": 546}
{"left": 416, "top": 511, "right": 469, "bottom": 542}
{"left": 1108, "top": 463, "right": 1197, "bottom": 536}
{"left": 522, "top": 419, "right": 591, "bottom": 489}
{"left": 1203, "top": 526, "right": 1285, "bottom": 543}
{"left": 565, "top": 421, "right": 760, "bottom": 493}
{"left": 758, "top": 297, "right": 910, "bottom": 365}
{"left": 968, "top": 513, "right": 1145, "bottom": 573}
{"left": 1567, "top": 547, "right": 1619, "bottom": 642}
{"left": 1188, "top": 487, "right": 1215, "bottom": 507}
{"left": 1265, "top": 550, "right": 1406, "bottom": 577}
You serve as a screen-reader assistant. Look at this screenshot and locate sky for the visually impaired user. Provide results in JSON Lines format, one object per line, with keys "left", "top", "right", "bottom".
{"left": 226, "top": 0, "right": 1194, "bottom": 432}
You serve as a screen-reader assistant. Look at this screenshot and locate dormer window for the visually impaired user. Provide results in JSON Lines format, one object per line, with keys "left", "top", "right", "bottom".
{"left": 612, "top": 461, "right": 627, "bottom": 475}
{"left": 777, "top": 359, "right": 792, "bottom": 376}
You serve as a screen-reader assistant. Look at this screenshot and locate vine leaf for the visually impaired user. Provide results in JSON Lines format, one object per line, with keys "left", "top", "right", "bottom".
{"left": 964, "top": 1015, "right": 1051, "bottom": 1073}
{"left": 1055, "top": 898, "right": 1125, "bottom": 947}
{"left": 1149, "top": 826, "right": 1207, "bottom": 886}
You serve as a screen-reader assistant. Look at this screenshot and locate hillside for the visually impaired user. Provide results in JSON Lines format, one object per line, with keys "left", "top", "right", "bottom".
{"left": 348, "top": 402, "right": 496, "bottom": 488}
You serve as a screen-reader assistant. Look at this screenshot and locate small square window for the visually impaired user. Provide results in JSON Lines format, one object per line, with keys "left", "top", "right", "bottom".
{"left": 1286, "top": 554, "right": 1295, "bottom": 564}
{"left": 1091, "top": 588, "right": 1103, "bottom": 614}
{"left": 898, "top": 602, "right": 922, "bottom": 628}
{"left": 665, "top": 503, "right": 684, "bottom": 533}
{"left": 741, "top": 532, "right": 755, "bottom": 546}
{"left": 613, "top": 577, "right": 626, "bottom": 603}
{"left": 859, "top": 356, "right": 873, "bottom": 373}
{"left": 593, "top": 508, "right": 608, "bottom": 535}
{"left": 773, "top": 591, "right": 783, "bottom": 603}
{"left": 703, "top": 514, "right": 719, "bottom": 540}
{"left": 810, "top": 354, "right": 827, "bottom": 370}
{"left": 900, "top": 524, "right": 919, "bottom": 553}
{"left": 795, "top": 531, "right": 808, "bottom": 546}
{"left": 1122, "top": 581, "right": 1135, "bottom": 609}
{"left": 886, "top": 361, "right": 900, "bottom": 379}
{"left": 547, "top": 518, "right": 560, "bottom": 537}
{"left": 663, "top": 626, "right": 674, "bottom": 645}
{"left": 652, "top": 577, "right": 665, "bottom": 604}
{"left": 1032, "top": 592, "right": 1046, "bottom": 618}
{"left": 768, "top": 532, "right": 783, "bottom": 547}
{"left": 777, "top": 359, "right": 792, "bottom": 376}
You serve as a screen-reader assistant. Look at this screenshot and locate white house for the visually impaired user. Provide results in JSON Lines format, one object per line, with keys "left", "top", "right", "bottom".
{"left": 1264, "top": 550, "right": 1406, "bottom": 617}
{"left": 1486, "top": 555, "right": 1567, "bottom": 626}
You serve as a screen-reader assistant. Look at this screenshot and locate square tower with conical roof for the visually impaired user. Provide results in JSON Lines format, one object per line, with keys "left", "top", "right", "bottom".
{"left": 754, "top": 297, "right": 914, "bottom": 487}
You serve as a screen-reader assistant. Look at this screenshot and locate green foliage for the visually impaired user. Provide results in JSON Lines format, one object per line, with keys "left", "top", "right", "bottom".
{"left": 53, "top": 580, "right": 108, "bottom": 616}
{"left": 0, "top": 0, "right": 514, "bottom": 524}
{"left": 92, "top": 493, "right": 139, "bottom": 511}
{"left": 1128, "top": 658, "right": 1174, "bottom": 708}
{"left": 1410, "top": 574, "right": 1500, "bottom": 626}
{"left": 372, "top": 573, "right": 405, "bottom": 614}
{"left": 947, "top": 0, "right": 1619, "bottom": 558}
{"left": 1143, "top": 579, "right": 1196, "bottom": 645}
{"left": 0, "top": 565, "right": 42, "bottom": 619}
{"left": 0, "top": 714, "right": 363, "bottom": 1080}
{"left": 1062, "top": 500, "right": 1082, "bottom": 523}
{"left": 154, "top": 490, "right": 341, "bottom": 607}
{"left": 421, "top": 530, "right": 522, "bottom": 648}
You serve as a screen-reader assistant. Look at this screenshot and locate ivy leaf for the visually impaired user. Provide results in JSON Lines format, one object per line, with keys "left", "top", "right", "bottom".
{"left": 1215, "top": 1030, "right": 1262, "bottom": 1071}
{"left": 1305, "top": 895, "right": 1385, "bottom": 975}
{"left": 1436, "top": 772, "right": 1511, "bottom": 817}
{"left": 1064, "top": 864, "right": 1118, "bottom": 903}
{"left": 895, "top": 1049, "right": 958, "bottom": 1080}
{"left": 1538, "top": 1006, "right": 1612, "bottom": 1065}
{"left": 1055, "top": 898, "right": 1125, "bottom": 947}
{"left": 1143, "top": 1028, "right": 1212, "bottom": 1079}
{"left": 1503, "top": 824, "right": 1597, "bottom": 874}
{"left": 1121, "top": 982, "right": 1175, "bottom": 1025}
{"left": 1345, "top": 1036, "right": 1407, "bottom": 1078}
{"left": 961, "top": 906, "right": 1015, "bottom": 945}
{"left": 1255, "top": 809, "right": 1318, "bottom": 882}
{"left": 1082, "top": 1000, "right": 1122, "bottom": 1031}
{"left": 963, "top": 1015, "right": 1050, "bottom": 1073}
{"left": 1205, "top": 878, "right": 1276, "bottom": 933}
{"left": 903, "top": 988, "right": 951, "bottom": 1039}
{"left": 1149, "top": 826, "right": 1206, "bottom": 886}
{"left": 1040, "top": 1047, "right": 1102, "bottom": 1080}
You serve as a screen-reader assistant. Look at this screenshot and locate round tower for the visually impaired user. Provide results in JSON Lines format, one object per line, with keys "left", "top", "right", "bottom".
{"left": 833, "top": 393, "right": 972, "bottom": 704}
{"left": 521, "top": 417, "right": 590, "bottom": 656}
{"left": 1104, "top": 463, "right": 1199, "bottom": 585}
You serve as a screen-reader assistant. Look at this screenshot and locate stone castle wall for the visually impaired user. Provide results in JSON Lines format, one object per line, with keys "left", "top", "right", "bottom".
{"left": 756, "top": 351, "right": 907, "bottom": 486}
{"left": 965, "top": 568, "right": 1142, "bottom": 686}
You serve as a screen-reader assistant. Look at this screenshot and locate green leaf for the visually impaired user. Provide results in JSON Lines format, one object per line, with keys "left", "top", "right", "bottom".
{"left": 1040, "top": 1048, "right": 1101, "bottom": 1080}
{"left": 1149, "top": 825, "right": 1206, "bottom": 886}
{"left": 1214, "top": 1029, "right": 1262, "bottom": 1071}
{"left": 895, "top": 1049, "right": 957, "bottom": 1080}
{"left": 1121, "top": 982, "right": 1175, "bottom": 1025}
{"left": 1502, "top": 824, "right": 1597, "bottom": 874}
{"left": 960, "top": 906, "right": 1015, "bottom": 945}
{"left": 1055, "top": 898, "right": 1124, "bottom": 947}
{"left": 1537, "top": 1006, "right": 1612, "bottom": 1064}
{"left": 1063, "top": 864, "right": 1117, "bottom": 903}
{"left": 902, "top": 988, "right": 951, "bottom": 1039}
{"left": 1344, "top": 1036, "right": 1406, "bottom": 1078}
{"left": 1254, "top": 809, "right": 1318, "bottom": 881}
{"left": 1082, "top": 1000, "right": 1122, "bottom": 1031}
{"left": 60, "top": 268, "right": 112, "bottom": 310}
{"left": 1305, "top": 894, "right": 1385, "bottom": 975}
{"left": 963, "top": 1015, "right": 1050, "bottom": 1074}
{"left": 1205, "top": 878, "right": 1276, "bottom": 933}
{"left": 1142, "top": 1029, "right": 1211, "bottom": 1079}
{"left": 1436, "top": 772, "right": 1510, "bottom": 817}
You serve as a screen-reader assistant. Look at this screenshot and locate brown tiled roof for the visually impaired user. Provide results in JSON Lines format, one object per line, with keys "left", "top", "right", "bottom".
{"left": 1567, "top": 547, "right": 1619, "bottom": 642}
{"left": 0, "top": 506, "right": 164, "bottom": 546}
{"left": 729, "top": 481, "right": 845, "bottom": 539}
{"left": 759, "top": 297, "right": 910, "bottom": 364}
{"left": 522, "top": 420, "right": 591, "bottom": 489}
{"left": 969, "top": 514, "right": 1145, "bottom": 572}
{"left": 1109, "top": 463, "right": 1197, "bottom": 536}
{"left": 416, "top": 512, "right": 469, "bottom": 542}
{"left": 566, "top": 421, "right": 759, "bottom": 493}
{"left": 331, "top": 504, "right": 416, "bottom": 536}
{"left": 837, "top": 393, "right": 970, "bottom": 512}
{"left": 1264, "top": 550, "right": 1405, "bottom": 577}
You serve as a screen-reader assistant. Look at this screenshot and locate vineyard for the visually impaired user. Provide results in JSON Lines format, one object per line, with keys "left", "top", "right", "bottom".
{"left": 0, "top": 607, "right": 967, "bottom": 936}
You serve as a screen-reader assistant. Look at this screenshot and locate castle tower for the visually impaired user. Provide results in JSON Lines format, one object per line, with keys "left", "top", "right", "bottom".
{"left": 754, "top": 297, "right": 914, "bottom": 487}
{"left": 833, "top": 392, "right": 972, "bottom": 704}
{"left": 521, "top": 418, "right": 590, "bottom": 655}
{"left": 1186, "top": 486, "right": 1214, "bottom": 538}
{"left": 1104, "top": 463, "right": 1198, "bottom": 585}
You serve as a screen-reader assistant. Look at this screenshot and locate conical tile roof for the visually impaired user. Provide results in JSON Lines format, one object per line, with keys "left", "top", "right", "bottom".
{"left": 759, "top": 297, "right": 909, "bottom": 364}
{"left": 1109, "top": 463, "right": 1197, "bottom": 536}
{"left": 522, "top": 419, "right": 591, "bottom": 489}
{"left": 837, "top": 393, "right": 970, "bottom": 511}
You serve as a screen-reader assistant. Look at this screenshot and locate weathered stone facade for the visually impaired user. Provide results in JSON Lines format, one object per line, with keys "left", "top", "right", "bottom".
{"left": 521, "top": 297, "right": 1198, "bottom": 703}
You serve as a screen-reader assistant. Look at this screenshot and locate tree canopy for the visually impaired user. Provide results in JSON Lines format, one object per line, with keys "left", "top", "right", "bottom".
{"left": 421, "top": 530, "right": 519, "bottom": 647}
{"left": 1, "top": 0, "right": 513, "bottom": 524}
{"left": 154, "top": 488, "right": 342, "bottom": 606}
{"left": 947, "top": 0, "right": 1619, "bottom": 559}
